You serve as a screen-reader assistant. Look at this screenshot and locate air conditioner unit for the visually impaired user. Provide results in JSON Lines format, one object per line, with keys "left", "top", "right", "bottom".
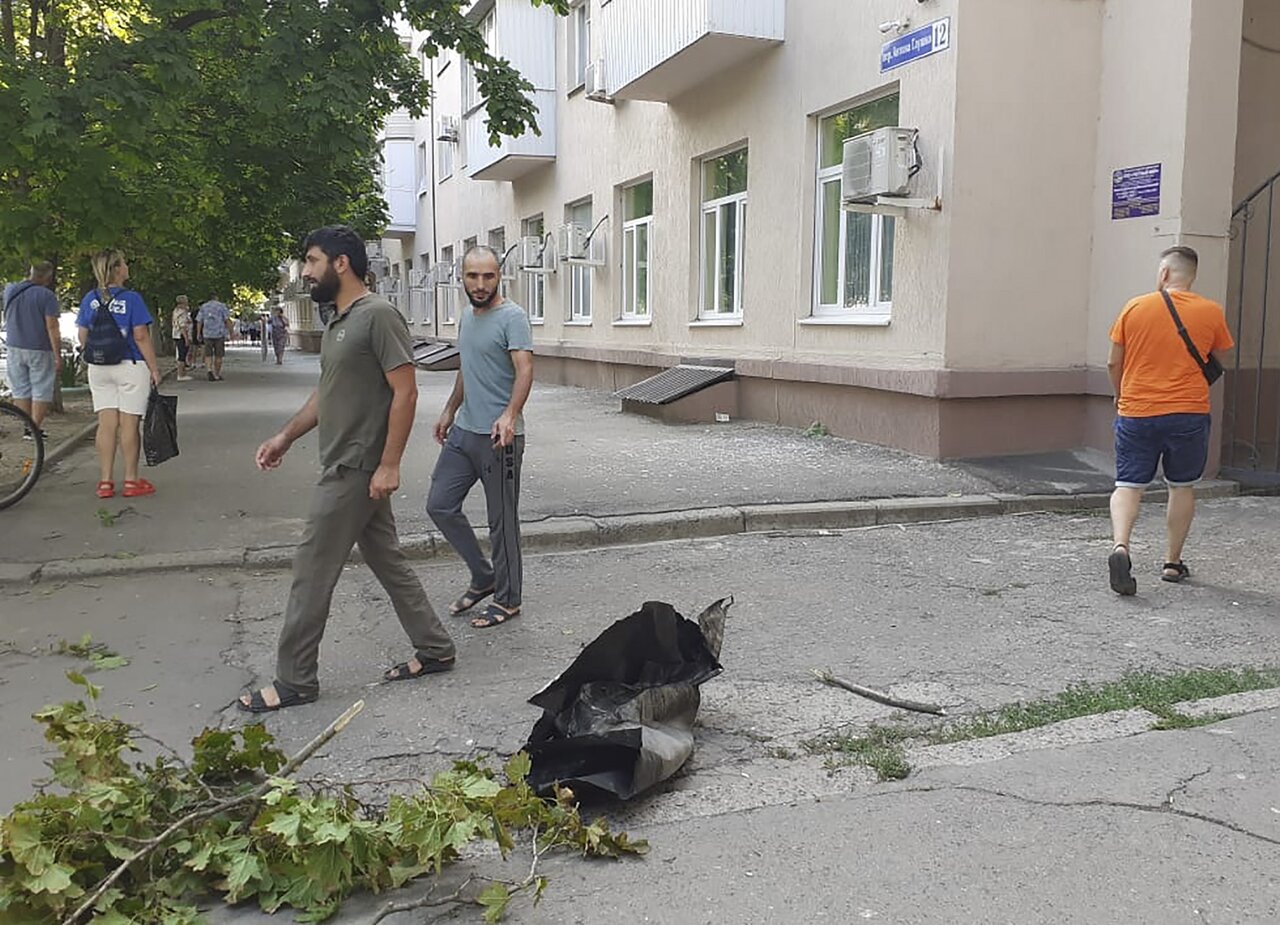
{"left": 409, "top": 268, "right": 427, "bottom": 288}
{"left": 453, "top": 255, "right": 465, "bottom": 281}
{"left": 585, "top": 59, "right": 611, "bottom": 102}
{"left": 557, "top": 223, "right": 589, "bottom": 261}
{"left": 435, "top": 116, "right": 459, "bottom": 143}
{"left": 434, "top": 260, "right": 455, "bottom": 285}
{"left": 367, "top": 256, "right": 391, "bottom": 280}
{"left": 517, "top": 235, "right": 545, "bottom": 269}
{"left": 842, "top": 127, "right": 918, "bottom": 204}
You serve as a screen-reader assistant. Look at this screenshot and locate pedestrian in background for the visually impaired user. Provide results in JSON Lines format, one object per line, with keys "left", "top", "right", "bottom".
{"left": 172, "top": 295, "right": 193, "bottom": 381}
{"left": 270, "top": 305, "right": 289, "bottom": 364}
{"left": 76, "top": 249, "right": 162, "bottom": 499}
{"left": 237, "top": 225, "right": 454, "bottom": 712}
{"left": 427, "top": 245, "right": 534, "bottom": 629}
{"left": 1107, "top": 246, "right": 1234, "bottom": 595}
{"left": 196, "top": 293, "right": 231, "bottom": 381}
{"left": 2, "top": 261, "right": 62, "bottom": 439}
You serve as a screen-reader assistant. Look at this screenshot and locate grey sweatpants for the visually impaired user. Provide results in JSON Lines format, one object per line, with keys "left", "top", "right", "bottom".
{"left": 427, "top": 428, "right": 524, "bottom": 609}
{"left": 276, "top": 465, "right": 455, "bottom": 697}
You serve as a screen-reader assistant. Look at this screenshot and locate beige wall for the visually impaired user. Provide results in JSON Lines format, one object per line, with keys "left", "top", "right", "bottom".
{"left": 944, "top": 0, "right": 1102, "bottom": 371}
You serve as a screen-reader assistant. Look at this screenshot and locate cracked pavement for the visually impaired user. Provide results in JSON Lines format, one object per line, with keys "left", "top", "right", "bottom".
{"left": 4, "top": 496, "right": 1280, "bottom": 922}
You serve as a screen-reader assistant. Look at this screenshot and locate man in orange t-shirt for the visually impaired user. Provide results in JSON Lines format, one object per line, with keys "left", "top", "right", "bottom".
{"left": 1106, "top": 246, "right": 1234, "bottom": 596}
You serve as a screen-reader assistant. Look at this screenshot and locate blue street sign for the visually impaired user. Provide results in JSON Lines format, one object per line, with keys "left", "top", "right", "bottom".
{"left": 880, "top": 17, "right": 952, "bottom": 73}
{"left": 1111, "top": 163, "right": 1161, "bottom": 220}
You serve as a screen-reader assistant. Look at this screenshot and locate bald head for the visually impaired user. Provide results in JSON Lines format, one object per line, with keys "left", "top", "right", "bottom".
{"left": 1158, "top": 245, "right": 1198, "bottom": 290}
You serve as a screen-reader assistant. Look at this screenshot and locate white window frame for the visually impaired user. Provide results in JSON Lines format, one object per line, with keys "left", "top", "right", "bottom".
{"left": 812, "top": 102, "right": 898, "bottom": 322}
{"left": 621, "top": 180, "right": 652, "bottom": 321}
{"left": 699, "top": 150, "right": 748, "bottom": 320}
{"left": 522, "top": 215, "right": 546, "bottom": 324}
{"left": 415, "top": 141, "right": 428, "bottom": 195}
{"left": 566, "top": 200, "right": 592, "bottom": 323}
{"left": 568, "top": 2, "right": 589, "bottom": 91}
{"left": 462, "top": 11, "right": 494, "bottom": 118}
{"left": 438, "top": 245, "right": 457, "bottom": 325}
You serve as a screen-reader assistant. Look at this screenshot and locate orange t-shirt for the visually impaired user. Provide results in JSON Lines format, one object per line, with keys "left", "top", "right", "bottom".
{"left": 1109, "top": 289, "right": 1234, "bottom": 418}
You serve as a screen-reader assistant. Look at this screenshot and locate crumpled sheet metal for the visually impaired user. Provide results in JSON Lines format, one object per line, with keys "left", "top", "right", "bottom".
{"left": 524, "top": 598, "right": 731, "bottom": 800}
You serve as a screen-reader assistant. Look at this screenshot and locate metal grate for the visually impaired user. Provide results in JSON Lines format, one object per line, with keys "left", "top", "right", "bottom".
{"left": 614, "top": 365, "right": 734, "bottom": 406}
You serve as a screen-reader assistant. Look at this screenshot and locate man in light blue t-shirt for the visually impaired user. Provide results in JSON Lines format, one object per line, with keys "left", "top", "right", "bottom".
{"left": 427, "top": 245, "right": 534, "bottom": 630}
{"left": 196, "top": 295, "right": 232, "bottom": 381}
{"left": 2, "top": 261, "right": 61, "bottom": 435}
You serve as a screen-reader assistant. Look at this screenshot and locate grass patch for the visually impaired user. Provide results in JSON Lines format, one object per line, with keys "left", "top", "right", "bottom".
{"left": 928, "top": 667, "right": 1280, "bottom": 745}
{"left": 804, "top": 667, "right": 1280, "bottom": 781}
{"left": 804, "top": 725, "right": 915, "bottom": 781}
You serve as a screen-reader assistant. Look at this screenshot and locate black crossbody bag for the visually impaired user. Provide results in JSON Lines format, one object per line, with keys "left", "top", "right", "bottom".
{"left": 1160, "top": 289, "right": 1223, "bottom": 385}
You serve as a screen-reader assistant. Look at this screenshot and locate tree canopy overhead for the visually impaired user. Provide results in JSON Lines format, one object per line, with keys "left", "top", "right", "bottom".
{"left": 0, "top": 0, "right": 567, "bottom": 307}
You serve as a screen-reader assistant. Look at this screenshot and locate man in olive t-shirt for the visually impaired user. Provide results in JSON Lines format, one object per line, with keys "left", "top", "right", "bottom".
{"left": 236, "top": 226, "right": 455, "bottom": 713}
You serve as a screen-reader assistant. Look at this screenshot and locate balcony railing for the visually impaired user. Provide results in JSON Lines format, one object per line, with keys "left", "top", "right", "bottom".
{"left": 599, "top": 0, "right": 785, "bottom": 102}
{"left": 463, "top": 89, "right": 557, "bottom": 182}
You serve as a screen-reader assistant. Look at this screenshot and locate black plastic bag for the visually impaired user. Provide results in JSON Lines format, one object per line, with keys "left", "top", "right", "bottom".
{"left": 524, "top": 598, "right": 731, "bottom": 800}
{"left": 143, "top": 387, "right": 179, "bottom": 466}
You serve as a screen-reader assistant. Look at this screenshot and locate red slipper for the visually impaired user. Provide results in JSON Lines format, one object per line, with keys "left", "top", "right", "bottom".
{"left": 122, "top": 479, "right": 156, "bottom": 498}
{"left": 95, "top": 481, "right": 115, "bottom": 499}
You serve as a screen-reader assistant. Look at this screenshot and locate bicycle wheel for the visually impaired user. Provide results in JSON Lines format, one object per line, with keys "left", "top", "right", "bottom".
{"left": 0, "top": 402, "right": 43, "bottom": 510}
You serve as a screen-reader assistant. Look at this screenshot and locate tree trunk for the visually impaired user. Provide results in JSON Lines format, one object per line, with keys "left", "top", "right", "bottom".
{"left": 2, "top": 0, "right": 15, "bottom": 54}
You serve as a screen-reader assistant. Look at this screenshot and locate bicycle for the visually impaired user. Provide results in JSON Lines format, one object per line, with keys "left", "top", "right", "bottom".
{"left": 0, "top": 399, "right": 44, "bottom": 510}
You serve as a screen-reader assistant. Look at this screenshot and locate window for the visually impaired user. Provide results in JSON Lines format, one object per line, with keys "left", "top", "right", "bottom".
{"left": 814, "top": 94, "right": 899, "bottom": 318}
{"left": 566, "top": 200, "right": 592, "bottom": 322}
{"left": 489, "top": 227, "right": 511, "bottom": 297}
{"left": 437, "top": 127, "right": 454, "bottom": 181}
{"left": 522, "top": 215, "right": 545, "bottom": 323}
{"left": 438, "top": 244, "right": 456, "bottom": 324}
{"left": 699, "top": 148, "right": 748, "bottom": 319}
{"left": 569, "top": 2, "right": 590, "bottom": 90}
{"left": 415, "top": 141, "right": 428, "bottom": 194}
{"left": 621, "top": 179, "right": 652, "bottom": 320}
{"left": 462, "top": 11, "right": 494, "bottom": 116}
{"left": 412, "top": 251, "right": 433, "bottom": 325}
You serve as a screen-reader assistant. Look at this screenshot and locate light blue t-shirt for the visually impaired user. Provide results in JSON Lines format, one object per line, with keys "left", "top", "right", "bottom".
{"left": 455, "top": 301, "right": 534, "bottom": 435}
{"left": 3, "top": 281, "right": 61, "bottom": 351}
{"left": 197, "top": 300, "right": 232, "bottom": 339}
{"left": 76, "top": 288, "right": 152, "bottom": 362}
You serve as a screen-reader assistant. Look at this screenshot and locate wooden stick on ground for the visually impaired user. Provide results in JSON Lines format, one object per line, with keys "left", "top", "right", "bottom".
{"left": 63, "top": 699, "right": 366, "bottom": 925}
{"left": 811, "top": 669, "right": 946, "bottom": 716}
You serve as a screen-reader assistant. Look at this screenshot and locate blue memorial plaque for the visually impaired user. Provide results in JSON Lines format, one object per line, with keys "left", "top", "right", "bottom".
{"left": 880, "top": 18, "right": 951, "bottom": 73}
{"left": 1112, "top": 163, "right": 1161, "bottom": 220}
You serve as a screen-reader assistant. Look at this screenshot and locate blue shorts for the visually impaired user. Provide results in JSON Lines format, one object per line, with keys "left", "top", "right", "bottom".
{"left": 6, "top": 345, "right": 57, "bottom": 402}
{"left": 1114, "top": 413, "right": 1210, "bottom": 488}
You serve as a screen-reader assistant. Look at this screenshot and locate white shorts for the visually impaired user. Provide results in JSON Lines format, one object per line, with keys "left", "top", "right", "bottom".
{"left": 88, "top": 361, "right": 150, "bottom": 416}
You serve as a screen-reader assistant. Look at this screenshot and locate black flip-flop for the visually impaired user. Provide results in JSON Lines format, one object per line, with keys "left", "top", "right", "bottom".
{"left": 383, "top": 655, "right": 456, "bottom": 682}
{"left": 1161, "top": 561, "right": 1190, "bottom": 583}
{"left": 237, "top": 683, "right": 317, "bottom": 713}
{"left": 1109, "top": 545, "right": 1137, "bottom": 596}
{"left": 449, "top": 585, "right": 495, "bottom": 615}
{"left": 471, "top": 603, "right": 520, "bottom": 629}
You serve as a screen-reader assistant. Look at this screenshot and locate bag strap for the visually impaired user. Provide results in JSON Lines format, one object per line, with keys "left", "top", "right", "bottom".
{"left": 1160, "top": 289, "right": 1212, "bottom": 377}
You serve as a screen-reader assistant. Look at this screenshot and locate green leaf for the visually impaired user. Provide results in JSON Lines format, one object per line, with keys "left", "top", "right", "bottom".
{"left": 21, "top": 860, "right": 77, "bottom": 894}
{"left": 223, "top": 852, "right": 262, "bottom": 902}
{"left": 265, "top": 812, "right": 303, "bottom": 845}
{"left": 503, "top": 751, "right": 532, "bottom": 784}
{"left": 478, "top": 882, "right": 511, "bottom": 923}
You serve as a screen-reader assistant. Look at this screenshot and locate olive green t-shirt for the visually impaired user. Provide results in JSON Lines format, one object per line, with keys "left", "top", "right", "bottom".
{"left": 317, "top": 294, "right": 414, "bottom": 471}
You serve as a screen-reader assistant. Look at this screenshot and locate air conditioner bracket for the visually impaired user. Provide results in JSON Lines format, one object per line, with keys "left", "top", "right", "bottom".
{"left": 842, "top": 196, "right": 942, "bottom": 217}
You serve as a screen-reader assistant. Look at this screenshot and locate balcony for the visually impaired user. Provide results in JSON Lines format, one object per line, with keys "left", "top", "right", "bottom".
{"left": 464, "top": 89, "right": 556, "bottom": 182}
{"left": 380, "top": 136, "right": 417, "bottom": 236}
{"left": 599, "top": 0, "right": 785, "bottom": 102}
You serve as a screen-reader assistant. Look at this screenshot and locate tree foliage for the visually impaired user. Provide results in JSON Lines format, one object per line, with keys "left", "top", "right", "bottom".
{"left": 0, "top": 0, "right": 567, "bottom": 312}
{"left": 0, "top": 674, "right": 645, "bottom": 923}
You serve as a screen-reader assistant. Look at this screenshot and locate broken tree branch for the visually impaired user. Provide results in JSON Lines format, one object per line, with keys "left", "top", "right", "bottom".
{"left": 63, "top": 699, "right": 366, "bottom": 925}
{"left": 811, "top": 669, "right": 945, "bottom": 716}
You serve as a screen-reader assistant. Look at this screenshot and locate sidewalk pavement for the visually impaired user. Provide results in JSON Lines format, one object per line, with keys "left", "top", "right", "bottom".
{"left": 0, "top": 348, "right": 1238, "bottom": 583}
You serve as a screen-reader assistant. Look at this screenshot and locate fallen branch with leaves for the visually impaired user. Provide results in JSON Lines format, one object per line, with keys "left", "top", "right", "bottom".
{"left": 0, "top": 673, "right": 645, "bottom": 924}
{"left": 812, "top": 668, "right": 946, "bottom": 715}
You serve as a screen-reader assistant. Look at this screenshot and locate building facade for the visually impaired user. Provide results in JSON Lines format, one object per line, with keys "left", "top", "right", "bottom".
{"left": 375, "top": 0, "right": 1277, "bottom": 463}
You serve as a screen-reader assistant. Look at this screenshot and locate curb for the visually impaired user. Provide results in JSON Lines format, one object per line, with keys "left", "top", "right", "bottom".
{"left": 1, "top": 479, "right": 1240, "bottom": 586}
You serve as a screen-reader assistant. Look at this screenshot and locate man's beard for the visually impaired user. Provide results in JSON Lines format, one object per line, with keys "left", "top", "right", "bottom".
{"left": 308, "top": 267, "right": 340, "bottom": 303}
{"left": 466, "top": 286, "right": 497, "bottom": 308}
